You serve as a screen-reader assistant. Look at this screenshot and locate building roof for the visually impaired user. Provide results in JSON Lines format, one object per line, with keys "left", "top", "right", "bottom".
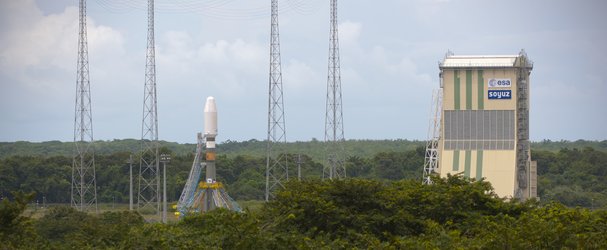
{"left": 439, "top": 51, "right": 533, "bottom": 69}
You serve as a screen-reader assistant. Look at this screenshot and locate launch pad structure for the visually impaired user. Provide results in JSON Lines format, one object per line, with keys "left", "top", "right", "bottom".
{"left": 175, "top": 134, "right": 241, "bottom": 216}
{"left": 176, "top": 97, "right": 241, "bottom": 217}
{"left": 423, "top": 89, "right": 443, "bottom": 185}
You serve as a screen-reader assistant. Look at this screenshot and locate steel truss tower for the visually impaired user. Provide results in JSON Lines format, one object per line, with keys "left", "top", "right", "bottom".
{"left": 324, "top": 0, "right": 346, "bottom": 179}
{"left": 72, "top": 0, "right": 98, "bottom": 213}
{"left": 265, "top": 0, "right": 288, "bottom": 201}
{"left": 423, "top": 89, "right": 442, "bottom": 184}
{"left": 138, "top": 0, "right": 160, "bottom": 217}
{"left": 515, "top": 50, "right": 533, "bottom": 199}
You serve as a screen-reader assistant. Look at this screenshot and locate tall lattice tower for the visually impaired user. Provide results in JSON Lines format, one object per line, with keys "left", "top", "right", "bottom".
{"left": 265, "top": 0, "right": 288, "bottom": 201}
{"left": 71, "top": 0, "right": 98, "bottom": 213}
{"left": 423, "top": 89, "right": 442, "bottom": 184}
{"left": 138, "top": 0, "right": 160, "bottom": 217}
{"left": 324, "top": 0, "right": 345, "bottom": 179}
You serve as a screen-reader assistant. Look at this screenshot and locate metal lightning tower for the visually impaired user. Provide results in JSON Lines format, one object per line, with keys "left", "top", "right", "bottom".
{"left": 324, "top": 0, "right": 345, "bottom": 179}
{"left": 265, "top": 0, "right": 288, "bottom": 201}
{"left": 423, "top": 89, "right": 442, "bottom": 185}
{"left": 138, "top": 0, "right": 160, "bottom": 217}
{"left": 72, "top": 0, "right": 98, "bottom": 213}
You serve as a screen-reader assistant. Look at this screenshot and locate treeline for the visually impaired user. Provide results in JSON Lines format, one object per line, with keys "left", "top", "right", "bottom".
{"left": 0, "top": 139, "right": 423, "bottom": 162}
{"left": 0, "top": 148, "right": 424, "bottom": 203}
{"left": 2, "top": 139, "right": 605, "bottom": 161}
{"left": 535, "top": 147, "right": 607, "bottom": 208}
{"left": 2, "top": 177, "right": 607, "bottom": 249}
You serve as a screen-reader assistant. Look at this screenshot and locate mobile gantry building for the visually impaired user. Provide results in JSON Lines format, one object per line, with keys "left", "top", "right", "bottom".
{"left": 437, "top": 50, "right": 537, "bottom": 200}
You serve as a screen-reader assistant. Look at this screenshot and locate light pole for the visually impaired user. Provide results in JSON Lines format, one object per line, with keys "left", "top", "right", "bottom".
{"left": 127, "top": 155, "right": 134, "bottom": 211}
{"left": 297, "top": 154, "right": 302, "bottom": 181}
{"left": 160, "top": 154, "right": 171, "bottom": 223}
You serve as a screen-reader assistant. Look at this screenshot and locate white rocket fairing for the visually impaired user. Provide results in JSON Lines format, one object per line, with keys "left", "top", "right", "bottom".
{"left": 204, "top": 96, "right": 217, "bottom": 137}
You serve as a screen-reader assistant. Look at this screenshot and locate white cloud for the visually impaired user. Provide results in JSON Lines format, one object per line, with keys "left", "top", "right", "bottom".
{"left": 158, "top": 37, "right": 266, "bottom": 99}
{"left": 338, "top": 21, "right": 361, "bottom": 45}
{"left": 1, "top": 3, "right": 121, "bottom": 69}
{"left": 0, "top": 0, "right": 126, "bottom": 141}
{"left": 283, "top": 59, "right": 320, "bottom": 91}
{"left": 0, "top": 1, "right": 124, "bottom": 88}
{"left": 197, "top": 40, "right": 231, "bottom": 64}
{"left": 184, "top": 38, "right": 266, "bottom": 96}
{"left": 194, "top": 39, "right": 264, "bottom": 69}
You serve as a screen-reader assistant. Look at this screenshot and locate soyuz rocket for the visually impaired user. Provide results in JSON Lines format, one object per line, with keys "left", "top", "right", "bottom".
{"left": 203, "top": 96, "right": 217, "bottom": 211}
{"left": 175, "top": 96, "right": 240, "bottom": 216}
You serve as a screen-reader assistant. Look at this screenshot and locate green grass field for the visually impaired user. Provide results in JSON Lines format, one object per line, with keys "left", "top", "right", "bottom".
{"left": 24, "top": 200, "right": 266, "bottom": 222}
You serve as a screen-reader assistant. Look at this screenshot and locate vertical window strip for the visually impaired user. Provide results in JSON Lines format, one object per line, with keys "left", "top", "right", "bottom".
{"left": 453, "top": 150, "right": 460, "bottom": 171}
{"left": 464, "top": 150, "right": 471, "bottom": 178}
{"left": 476, "top": 150, "right": 483, "bottom": 180}
{"left": 478, "top": 70, "right": 484, "bottom": 110}
{"left": 466, "top": 70, "right": 472, "bottom": 110}
{"left": 454, "top": 70, "right": 460, "bottom": 110}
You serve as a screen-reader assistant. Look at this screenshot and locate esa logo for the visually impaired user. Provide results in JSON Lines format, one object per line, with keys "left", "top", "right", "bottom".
{"left": 488, "top": 90, "right": 511, "bottom": 99}
{"left": 488, "top": 78, "right": 512, "bottom": 88}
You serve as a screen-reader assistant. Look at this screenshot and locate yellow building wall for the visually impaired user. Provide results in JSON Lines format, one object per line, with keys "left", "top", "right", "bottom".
{"left": 439, "top": 150, "right": 516, "bottom": 197}
{"left": 442, "top": 70, "right": 455, "bottom": 110}
{"left": 438, "top": 67, "right": 520, "bottom": 198}
{"left": 442, "top": 69, "right": 518, "bottom": 110}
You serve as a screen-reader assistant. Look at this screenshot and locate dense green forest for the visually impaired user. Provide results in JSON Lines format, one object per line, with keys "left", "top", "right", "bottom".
{"left": 0, "top": 139, "right": 424, "bottom": 162}
{"left": 2, "top": 177, "right": 606, "bottom": 249}
{"left": 0, "top": 140, "right": 606, "bottom": 208}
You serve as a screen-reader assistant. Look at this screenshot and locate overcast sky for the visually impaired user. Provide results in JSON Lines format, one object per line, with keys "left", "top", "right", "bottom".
{"left": 1, "top": 0, "right": 606, "bottom": 143}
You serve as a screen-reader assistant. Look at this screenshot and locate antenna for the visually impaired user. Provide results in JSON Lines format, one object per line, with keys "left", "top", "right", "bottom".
{"left": 138, "top": 0, "right": 161, "bottom": 218}
{"left": 71, "top": 0, "right": 98, "bottom": 213}
{"left": 265, "top": 0, "right": 288, "bottom": 201}
{"left": 324, "top": 0, "right": 345, "bottom": 179}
